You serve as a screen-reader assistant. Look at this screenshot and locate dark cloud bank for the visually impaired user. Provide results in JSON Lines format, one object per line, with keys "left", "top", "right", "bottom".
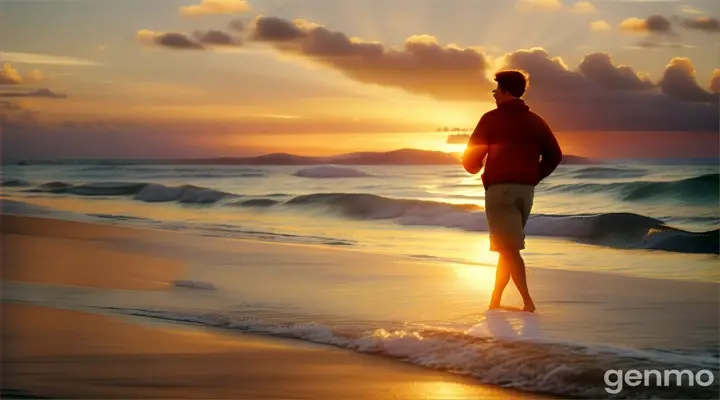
{"left": 240, "top": 16, "right": 718, "bottom": 131}
{"left": 37, "top": 14, "right": 720, "bottom": 134}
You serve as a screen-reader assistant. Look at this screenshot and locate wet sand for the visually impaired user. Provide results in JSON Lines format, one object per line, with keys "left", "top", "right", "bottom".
{"left": 1, "top": 214, "right": 548, "bottom": 399}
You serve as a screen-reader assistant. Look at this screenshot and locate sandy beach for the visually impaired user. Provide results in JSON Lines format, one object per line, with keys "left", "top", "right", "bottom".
{"left": 1, "top": 214, "right": 548, "bottom": 399}
{"left": 2, "top": 215, "right": 183, "bottom": 290}
{"left": 2, "top": 213, "right": 717, "bottom": 398}
{"left": 2, "top": 303, "right": 541, "bottom": 399}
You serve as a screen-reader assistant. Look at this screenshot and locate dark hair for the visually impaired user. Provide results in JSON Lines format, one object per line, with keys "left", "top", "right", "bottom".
{"left": 494, "top": 70, "right": 529, "bottom": 98}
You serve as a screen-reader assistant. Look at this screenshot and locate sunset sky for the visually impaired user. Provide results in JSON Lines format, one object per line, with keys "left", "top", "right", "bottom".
{"left": 1, "top": 0, "right": 718, "bottom": 160}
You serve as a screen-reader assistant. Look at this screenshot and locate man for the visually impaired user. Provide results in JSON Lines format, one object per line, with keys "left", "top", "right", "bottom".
{"left": 462, "top": 70, "right": 562, "bottom": 313}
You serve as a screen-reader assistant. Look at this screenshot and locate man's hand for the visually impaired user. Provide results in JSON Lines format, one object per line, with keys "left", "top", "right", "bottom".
{"left": 463, "top": 115, "right": 490, "bottom": 174}
{"left": 462, "top": 145, "right": 484, "bottom": 174}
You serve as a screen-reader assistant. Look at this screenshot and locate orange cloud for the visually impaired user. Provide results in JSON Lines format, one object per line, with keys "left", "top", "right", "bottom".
{"left": 679, "top": 5, "right": 703, "bottom": 15}
{"left": 1, "top": 52, "right": 102, "bottom": 66}
{"left": 634, "top": 40, "right": 695, "bottom": 49}
{"left": 0, "top": 63, "right": 44, "bottom": 85}
{"left": 570, "top": 1, "right": 598, "bottom": 14}
{"left": 243, "top": 16, "right": 717, "bottom": 131}
{"left": 0, "top": 63, "right": 23, "bottom": 84}
{"left": 515, "top": 0, "right": 562, "bottom": 12}
{"left": 681, "top": 16, "right": 720, "bottom": 33}
{"left": 590, "top": 20, "right": 611, "bottom": 31}
{"left": 659, "top": 58, "right": 717, "bottom": 103}
{"left": 249, "top": 16, "right": 492, "bottom": 101}
{"left": 0, "top": 88, "right": 67, "bottom": 99}
{"left": 179, "top": 0, "right": 250, "bottom": 17}
{"left": 0, "top": 101, "right": 41, "bottom": 127}
{"left": 710, "top": 69, "right": 720, "bottom": 94}
{"left": 620, "top": 15, "right": 675, "bottom": 35}
{"left": 25, "top": 69, "right": 44, "bottom": 83}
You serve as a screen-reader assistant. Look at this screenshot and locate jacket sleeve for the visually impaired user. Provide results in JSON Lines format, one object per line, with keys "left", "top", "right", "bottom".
{"left": 538, "top": 118, "right": 562, "bottom": 182}
{"left": 462, "top": 115, "right": 490, "bottom": 174}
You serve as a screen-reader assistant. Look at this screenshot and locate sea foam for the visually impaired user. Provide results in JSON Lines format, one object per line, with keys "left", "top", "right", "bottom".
{"left": 115, "top": 307, "right": 720, "bottom": 400}
{"left": 293, "top": 165, "right": 373, "bottom": 178}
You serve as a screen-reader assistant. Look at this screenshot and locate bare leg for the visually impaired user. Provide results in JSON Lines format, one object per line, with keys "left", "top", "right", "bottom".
{"left": 504, "top": 250, "right": 536, "bottom": 312}
{"left": 489, "top": 255, "right": 511, "bottom": 309}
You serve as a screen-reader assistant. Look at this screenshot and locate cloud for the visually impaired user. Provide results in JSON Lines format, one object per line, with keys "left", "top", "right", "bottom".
{"left": 634, "top": 40, "right": 695, "bottom": 49}
{"left": 680, "top": 16, "right": 720, "bottom": 33}
{"left": 137, "top": 27, "right": 243, "bottom": 50}
{"left": 679, "top": 5, "right": 703, "bottom": 15}
{"left": 578, "top": 52, "right": 654, "bottom": 90}
{"left": 446, "top": 133, "right": 471, "bottom": 144}
{"left": 515, "top": 0, "right": 562, "bottom": 12}
{"left": 498, "top": 47, "right": 587, "bottom": 94}
{"left": 590, "top": 20, "right": 611, "bottom": 31}
{"left": 0, "top": 101, "right": 40, "bottom": 127}
{"left": 244, "top": 16, "right": 716, "bottom": 131}
{"left": 620, "top": 15, "right": 675, "bottom": 35}
{"left": 658, "top": 58, "right": 718, "bottom": 103}
{"left": 438, "top": 126, "right": 470, "bottom": 134}
{"left": 0, "top": 88, "right": 68, "bottom": 99}
{"left": 1, "top": 52, "right": 102, "bottom": 66}
{"left": 516, "top": 0, "right": 596, "bottom": 13}
{"left": 179, "top": 0, "right": 250, "bottom": 17}
{"left": 193, "top": 29, "right": 243, "bottom": 46}
{"left": 0, "top": 63, "right": 23, "bottom": 84}
{"left": 495, "top": 48, "right": 717, "bottom": 131}
{"left": 137, "top": 29, "right": 202, "bottom": 50}
{"left": 710, "top": 69, "right": 720, "bottom": 94}
{"left": 0, "top": 63, "right": 44, "bottom": 85}
{"left": 25, "top": 69, "right": 44, "bottom": 83}
{"left": 137, "top": 29, "right": 205, "bottom": 50}
{"left": 570, "top": 1, "right": 598, "bottom": 13}
{"left": 249, "top": 16, "right": 308, "bottom": 41}
{"left": 249, "top": 17, "right": 492, "bottom": 101}
{"left": 229, "top": 18, "right": 245, "bottom": 32}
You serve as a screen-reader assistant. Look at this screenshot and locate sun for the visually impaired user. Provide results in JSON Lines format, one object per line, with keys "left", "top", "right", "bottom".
{"left": 442, "top": 143, "right": 467, "bottom": 154}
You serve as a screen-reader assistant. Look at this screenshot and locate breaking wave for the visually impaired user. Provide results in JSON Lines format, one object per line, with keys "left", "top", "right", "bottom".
{"left": 293, "top": 165, "right": 374, "bottom": 178}
{"left": 133, "top": 184, "right": 232, "bottom": 204}
{"left": 548, "top": 174, "right": 719, "bottom": 204}
{"left": 1, "top": 178, "right": 31, "bottom": 187}
{"left": 570, "top": 167, "right": 648, "bottom": 179}
{"left": 17, "top": 181, "right": 720, "bottom": 254}
{"left": 111, "top": 307, "right": 720, "bottom": 399}
{"left": 286, "top": 193, "right": 479, "bottom": 219}
{"left": 231, "top": 198, "right": 280, "bottom": 207}
{"left": 26, "top": 181, "right": 235, "bottom": 204}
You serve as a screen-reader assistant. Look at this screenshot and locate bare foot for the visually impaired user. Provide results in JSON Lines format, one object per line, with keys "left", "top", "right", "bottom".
{"left": 522, "top": 303, "right": 536, "bottom": 313}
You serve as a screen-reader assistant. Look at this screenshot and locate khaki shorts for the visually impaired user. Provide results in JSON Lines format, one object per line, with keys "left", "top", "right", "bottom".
{"left": 484, "top": 184, "right": 534, "bottom": 252}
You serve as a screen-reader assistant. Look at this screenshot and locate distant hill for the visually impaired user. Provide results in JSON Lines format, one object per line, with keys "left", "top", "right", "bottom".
{"left": 180, "top": 149, "right": 598, "bottom": 166}
{"left": 13, "top": 149, "right": 599, "bottom": 166}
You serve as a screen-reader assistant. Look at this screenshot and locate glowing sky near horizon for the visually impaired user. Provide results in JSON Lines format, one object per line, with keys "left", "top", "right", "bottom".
{"left": 1, "top": 0, "right": 718, "bottom": 159}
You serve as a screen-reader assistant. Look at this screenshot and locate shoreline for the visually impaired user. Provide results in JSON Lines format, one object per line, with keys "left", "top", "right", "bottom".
{"left": 2, "top": 213, "right": 717, "bottom": 399}
{"left": 1, "top": 214, "right": 552, "bottom": 399}
{"left": 1, "top": 302, "right": 550, "bottom": 399}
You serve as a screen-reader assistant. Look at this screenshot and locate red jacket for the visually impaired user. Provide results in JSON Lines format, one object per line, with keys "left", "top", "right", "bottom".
{"left": 463, "top": 99, "right": 562, "bottom": 190}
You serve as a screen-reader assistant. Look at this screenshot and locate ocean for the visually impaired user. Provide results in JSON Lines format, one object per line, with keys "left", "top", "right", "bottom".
{"left": 2, "top": 162, "right": 719, "bottom": 398}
